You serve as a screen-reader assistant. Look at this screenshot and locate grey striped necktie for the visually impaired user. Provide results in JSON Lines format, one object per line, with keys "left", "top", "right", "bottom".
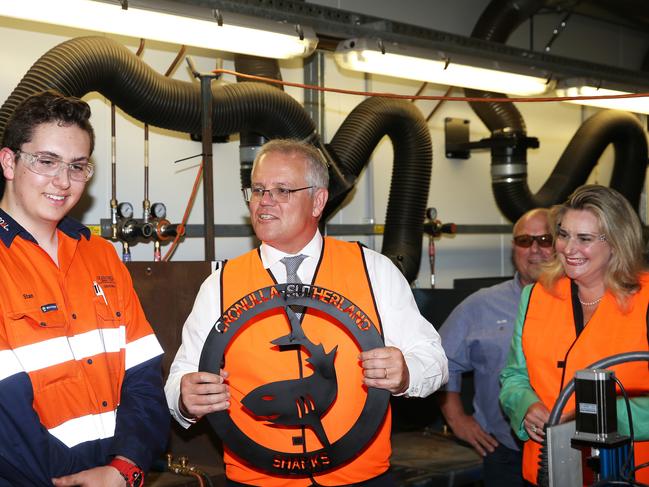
{"left": 281, "top": 254, "right": 308, "bottom": 284}
{"left": 281, "top": 254, "right": 308, "bottom": 317}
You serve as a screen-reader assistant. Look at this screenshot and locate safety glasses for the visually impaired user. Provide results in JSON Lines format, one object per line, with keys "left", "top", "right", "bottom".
{"left": 513, "top": 234, "right": 553, "bottom": 248}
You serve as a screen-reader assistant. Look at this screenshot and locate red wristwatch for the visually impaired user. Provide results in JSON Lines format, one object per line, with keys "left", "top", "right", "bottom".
{"left": 109, "top": 458, "right": 144, "bottom": 487}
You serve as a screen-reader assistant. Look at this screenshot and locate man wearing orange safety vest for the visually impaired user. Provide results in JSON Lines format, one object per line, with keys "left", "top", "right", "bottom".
{"left": 165, "top": 139, "right": 448, "bottom": 486}
{"left": 0, "top": 91, "right": 169, "bottom": 487}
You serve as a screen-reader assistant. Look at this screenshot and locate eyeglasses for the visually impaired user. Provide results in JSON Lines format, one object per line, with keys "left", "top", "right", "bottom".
{"left": 241, "top": 186, "right": 313, "bottom": 203}
{"left": 513, "top": 234, "right": 554, "bottom": 248}
{"left": 556, "top": 228, "right": 607, "bottom": 249}
{"left": 15, "top": 150, "right": 94, "bottom": 182}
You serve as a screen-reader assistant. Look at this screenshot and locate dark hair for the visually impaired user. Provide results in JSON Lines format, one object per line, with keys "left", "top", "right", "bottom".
{"left": 2, "top": 90, "right": 95, "bottom": 154}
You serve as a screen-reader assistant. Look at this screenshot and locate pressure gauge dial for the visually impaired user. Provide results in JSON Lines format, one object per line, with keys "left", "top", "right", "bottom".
{"left": 151, "top": 202, "right": 167, "bottom": 219}
{"left": 117, "top": 202, "right": 134, "bottom": 219}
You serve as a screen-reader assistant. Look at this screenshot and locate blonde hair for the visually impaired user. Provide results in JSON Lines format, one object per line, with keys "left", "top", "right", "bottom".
{"left": 540, "top": 185, "right": 645, "bottom": 307}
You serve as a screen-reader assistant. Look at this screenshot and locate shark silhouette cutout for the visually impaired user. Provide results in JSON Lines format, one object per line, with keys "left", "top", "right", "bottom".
{"left": 241, "top": 305, "right": 339, "bottom": 447}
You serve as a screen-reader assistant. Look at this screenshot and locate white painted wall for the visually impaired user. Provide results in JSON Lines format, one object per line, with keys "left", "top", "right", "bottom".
{"left": 0, "top": 3, "right": 646, "bottom": 290}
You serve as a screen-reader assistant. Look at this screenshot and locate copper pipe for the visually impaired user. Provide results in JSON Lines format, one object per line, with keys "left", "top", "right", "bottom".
{"left": 110, "top": 103, "right": 118, "bottom": 240}
{"left": 143, "top": 123, "right": 150, "bottom": 222}
{"left": 166, "top": 454, "right": 208, "bottom": 487}
{"left": 165, "top": 45, "right": 186, "bottom": 77}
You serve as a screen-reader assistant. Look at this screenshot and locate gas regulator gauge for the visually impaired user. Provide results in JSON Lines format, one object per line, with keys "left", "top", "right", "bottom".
{"left": 117, "top": 202, "right": 134, "bottom": 219}
{"left": 151, "top": 202, "right": 167, "bottom": 219}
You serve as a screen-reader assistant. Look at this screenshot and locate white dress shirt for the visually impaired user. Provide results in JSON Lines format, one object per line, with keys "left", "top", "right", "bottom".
{"left": 165, "top": 231, "right": 448, "bottom": 428}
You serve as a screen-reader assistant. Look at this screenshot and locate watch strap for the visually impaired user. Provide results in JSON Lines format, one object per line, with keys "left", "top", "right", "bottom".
{"left": 109, "top": 458, "right": 144, "bottom": 487}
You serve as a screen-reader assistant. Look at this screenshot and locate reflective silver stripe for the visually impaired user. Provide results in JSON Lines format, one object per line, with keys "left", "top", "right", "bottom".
{"left": 493, "top": 176, "right": 527, "bottom": 183}
{"left": 13, "top": 337, "right": 74, "bottom": 372}
{"left": 239, "top": 145, "right": 260, "bottom": 163}
{"left": 48, "top": 410, "right": 117, "bottom": 447}
{"left": 125, "top": 333, "right": 163, "bottom": 370}
{"left": 12, "top": 327, "right": 125, "bottom": 372}
{"left": 68, "top": 327, "right": 125, "bottom": 359}
{"left": 0, "top": 349, "right": 24, "bottom": 380}
{"left": 490, "top": 164, "right": 527, "bottom": 177}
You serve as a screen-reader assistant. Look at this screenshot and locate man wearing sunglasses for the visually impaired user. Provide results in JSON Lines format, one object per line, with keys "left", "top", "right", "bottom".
{"left": 437, "top": 208, "right": 552, "bottom": 487}
{"left": 0, "top": 91, "right": 169, "bottom": 486}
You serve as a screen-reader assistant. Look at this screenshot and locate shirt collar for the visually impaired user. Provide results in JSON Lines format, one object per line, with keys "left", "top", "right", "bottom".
{"left": 513, "top": 272, "right": 526, "bottom": 292}
{"left": 260, "top": 231, "right": 322, "bottom": 269}
{"left": 58, "top": 216, "right": 92, "bottom": 241}
{"left": 0, "top": 208, "right": 90, "bottom": 248}
{"left": 0, "top": 208, "right": 33, "bottom": 247}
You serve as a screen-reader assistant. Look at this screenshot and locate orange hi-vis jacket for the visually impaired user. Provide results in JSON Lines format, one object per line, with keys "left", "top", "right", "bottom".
{"left": 0, "top": 211, "right": 167, "bottom": 484}
{"left": 220, "top": 237, "right": 391, "bottom": 486}
{"left": 522, "top": 276, "right": 649, "bottom": 484}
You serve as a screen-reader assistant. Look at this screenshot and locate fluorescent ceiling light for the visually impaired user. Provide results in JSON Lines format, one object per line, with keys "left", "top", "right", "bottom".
{"left": 555, "top": 83, "right": 649, "bottom": 115}
{"left": 0, "top": 0, "right": 317, "bottom": 59}
{"left": 334, "top": 38, "right": 551, "bottom": 96}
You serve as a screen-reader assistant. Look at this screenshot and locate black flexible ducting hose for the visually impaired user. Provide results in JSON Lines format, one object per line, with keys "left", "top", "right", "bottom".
{"left": 230, "top": 54, "right": 434, "bottom": 281}
{"left": 328, "top": 97, "right": 432, "bottom": 281}
{"left": 495, "top": 110, "right": 648, "bottom": 218}
{"left": 229, "top": 54, "right": 356, "bottom": 218}
{"left": 233, "top": 54, "right": 283, "bottom": 189}
{"left": 468, "top": 0, "right": 648, "bottom": 221}
{"left": 465, "top": 0, "right": 540, "bottom": 222}
{"left": 0, "top": 37, "right": 316, "bottom": 142}
{"left": 465, "top": 0, "right": 542, "bottom": 133}
{"left": 536, "top": 351, "right": 649, "bottom": 486}
{"left": 0, "top": 36, "right": 432, "bottom": 282}
{"left": 233, "top": 55, "right": 284, "bottom": 87}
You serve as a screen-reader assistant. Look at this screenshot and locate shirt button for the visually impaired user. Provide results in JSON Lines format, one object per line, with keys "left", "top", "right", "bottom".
{"left": 39, "top": 322, "right": 46, "bottom": 327}
{"left": 116, "top": 311, "right": 121, "bottom": 317}
{"left": 102, "top": 401, "right": 108, "bottom": 407}
{"left": 72, "top": 313, "right": 77, "bottom": 320}
{"left": 87, "top": 359, "right": 93, "bottom": 364}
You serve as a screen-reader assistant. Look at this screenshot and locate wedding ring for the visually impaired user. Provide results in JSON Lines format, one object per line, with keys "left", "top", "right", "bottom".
{"left": 384, "top": 368, "right": 388, "bottom": 379}
{"left": 531, "top": 424, "right": 537, "bottom": 434}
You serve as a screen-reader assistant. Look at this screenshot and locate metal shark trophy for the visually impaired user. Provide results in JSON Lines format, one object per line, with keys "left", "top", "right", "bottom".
{"left": 199, "top": 283, "right": 390, "bottom": 476}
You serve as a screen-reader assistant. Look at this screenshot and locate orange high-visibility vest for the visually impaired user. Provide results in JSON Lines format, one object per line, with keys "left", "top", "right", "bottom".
{"left": 522, "top": 276, "right": 649, "bottom": 484}
{"left": 220, "top": 237, "right": 391, "bottom": 486}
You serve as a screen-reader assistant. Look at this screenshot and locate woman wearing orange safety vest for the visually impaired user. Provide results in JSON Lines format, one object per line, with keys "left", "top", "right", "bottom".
{"left": 500, "top": 185, "right": 649, "bottom": 486}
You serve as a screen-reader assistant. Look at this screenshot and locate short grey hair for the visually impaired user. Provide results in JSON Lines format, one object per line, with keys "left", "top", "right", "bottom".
{"left": 252, "top": 139, "right": 329, "bottom": 190}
